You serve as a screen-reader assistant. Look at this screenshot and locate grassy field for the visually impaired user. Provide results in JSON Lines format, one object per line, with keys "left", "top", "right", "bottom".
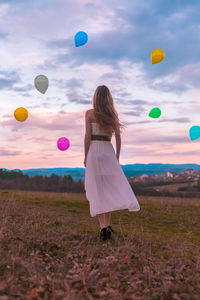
{"left": 152, "top": 181, "right": 197, "bottom": 192}
{"left": 0, "top": 189, "right": 200, "bottom": 300}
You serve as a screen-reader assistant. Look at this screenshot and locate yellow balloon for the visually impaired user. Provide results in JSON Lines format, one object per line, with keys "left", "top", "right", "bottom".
{"left": 151, "top": 48, "right": 165, "bottom": 64}
{"left": 14, "top": 107, "right": 28, "bottom": 122}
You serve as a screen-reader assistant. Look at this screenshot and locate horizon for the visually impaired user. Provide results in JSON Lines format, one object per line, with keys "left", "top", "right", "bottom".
{"left": 3, "top": 162, "right": 200, "bottom": 172}
{"left": 0, "top": 0, "right": 199, "bottom": 169}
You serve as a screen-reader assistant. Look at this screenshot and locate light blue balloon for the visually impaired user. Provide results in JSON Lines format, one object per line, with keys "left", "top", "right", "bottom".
{"left": 189, "top": 125, "right": 200, "bottom": 141}
{"left": 74, "top": 31, "right": 88, "bottom": 47}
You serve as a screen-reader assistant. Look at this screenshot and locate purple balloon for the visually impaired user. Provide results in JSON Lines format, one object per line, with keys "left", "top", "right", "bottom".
{"left": 57, "top": 137, "right": 70, "bottom": 151}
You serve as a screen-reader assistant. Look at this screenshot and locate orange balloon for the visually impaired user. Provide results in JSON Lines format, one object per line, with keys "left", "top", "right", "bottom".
{"left": 14, "top": 107, "right": 28, "bottom": 122}
{"left": 151, "top": 48, "right": 165, "bottom": 64}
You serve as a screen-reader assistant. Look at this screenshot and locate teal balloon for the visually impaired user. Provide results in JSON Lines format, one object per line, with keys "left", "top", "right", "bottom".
{"left": 149, "top": 107, "right": 161, "bottom": 118}
{"left": 189, "top": 125, "right": 200, "bottom": 141}
{"left": 74, "top": 31, "right": 88, "bottom": 47}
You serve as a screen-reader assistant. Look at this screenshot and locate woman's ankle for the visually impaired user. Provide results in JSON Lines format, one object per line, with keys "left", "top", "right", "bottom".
{"left": 100, "top": 226, "right": 106, "bottom": 231}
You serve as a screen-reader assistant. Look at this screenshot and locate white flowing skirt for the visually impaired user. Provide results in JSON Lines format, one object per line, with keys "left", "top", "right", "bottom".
{"left": 84, "top": 140, "right": 140, "bottom": 217}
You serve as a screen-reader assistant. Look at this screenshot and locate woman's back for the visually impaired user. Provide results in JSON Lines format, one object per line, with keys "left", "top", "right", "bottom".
{"left": 91, "top": 122, "right": 113, "bottom": 138}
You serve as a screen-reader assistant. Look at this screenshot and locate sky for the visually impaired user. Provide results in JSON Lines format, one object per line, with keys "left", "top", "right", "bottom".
{"left": 0, "top": 0, "right": 200, "bottom": 169}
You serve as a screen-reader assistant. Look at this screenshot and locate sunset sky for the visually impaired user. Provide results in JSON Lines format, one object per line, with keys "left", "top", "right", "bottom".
{"left": 0, "top": 0, "right": 199, "bottom": 169}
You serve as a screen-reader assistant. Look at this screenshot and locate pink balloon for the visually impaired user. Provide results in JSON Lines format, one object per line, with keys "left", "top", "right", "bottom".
{"left": 57, "top": 137, "right": 70, "bottom": 151}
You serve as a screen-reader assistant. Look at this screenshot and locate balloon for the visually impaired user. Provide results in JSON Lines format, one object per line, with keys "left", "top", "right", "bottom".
{"left": 74, "top": 31, "right": 88, "bottom": 47}
{"left": 149, "top": 107, "right": 161, "bottom": 118}
{"left": 189, "top": 125, "right": 200, "bottom": 141}
{"left": 14, "top": 107, "right": 28, "bottom": 122}
{"left": 151, "top": 48, "right": 165, "bottom": 64}
{"left": 34, "top": 75, "right": 49, "bottom": 94}
{"left": 57, "top": 137, "right": 70, "bottom": 151}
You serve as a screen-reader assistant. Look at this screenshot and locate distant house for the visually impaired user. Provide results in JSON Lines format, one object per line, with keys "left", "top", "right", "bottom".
{"left": 140, "top": 174, "right": 148, "bottom": 179}
{"left": 166, "top": 172, "right": 174, "bottom": 178}
{"left": 181, "top": 169, "right": 197, "bottom": 175}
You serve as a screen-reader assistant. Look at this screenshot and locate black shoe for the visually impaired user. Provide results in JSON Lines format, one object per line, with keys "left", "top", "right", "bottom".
{"left": 106, "top": 226, "right": 114, "bottom": 239}
{"left": 100, "top": 227, "right": 107, "bottom": 241}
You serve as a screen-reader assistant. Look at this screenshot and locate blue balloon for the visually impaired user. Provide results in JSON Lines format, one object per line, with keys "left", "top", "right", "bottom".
{"left": 74, "top": 31, "right": 88, "bottom": 47}
{"left": 189, "top": 125, "right": 200, "bottom": 141}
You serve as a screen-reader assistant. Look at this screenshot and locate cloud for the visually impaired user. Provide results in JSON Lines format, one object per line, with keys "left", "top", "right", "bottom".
{"left": 0, "top": 70, "right": 21, "bottom": 90}
{"left": 84, "top": 2, "right": 96, "bottom": 8}
{"left": 66, "top": 93, "right": 91, "bottom": 105}
{"left": 127, "top": 100, "right": 150, "bottom": 105}
{"left": 47, "top": 38, "right": 71, "bottom": 49}
{"left": 0, "top": 149, "right": 22, "bottom": 156}
{"left": 0, "top": 78, "right": 18, "bottom": 90}
{"left": 159, "top": 117, "right": 191, "bottom": 123}
{"left": 44, "top": 0, "right": 200, "bottom": 94}
{"left": 53, "top": 78, "right": 84, "bottom": 90}
{"left": 126, "top": 147, "right": 200, "bottom": 157}
{"left": 0, "top": 32, "right": 8, "bottom": 39}
{"left": 13, "top": 84, "right": 34, "bottom": 92}
{"left": 0, "top": 110, "right": 85, "bottom": 132}
{"left": 123, "top": 110, "right": 142, "bottom": 117}
{"left": 0, "top": 70, "right": 35, "bottom": 93}
{"left": 128, "top": 117, "right": 191, "bottom": 125}
{"left": 100, "top": 72, "right": 124, "bottom": 81}
{"left": 0, "top": 0, "right": 29, "bottom": 2}
{"left": 0, "top": 3, "right": 9, "bottom": 17}
{"left": 146, "top": 62, "right": 200, "bottom": 94}
{"left": 128, "top": 134, "right": 190, "bottom": 144}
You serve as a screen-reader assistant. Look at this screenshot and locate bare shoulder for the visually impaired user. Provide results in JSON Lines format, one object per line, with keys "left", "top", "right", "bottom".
{"left": 86, "top": 109, "right": 94, "bottom": 120}
{"left": 86, "top": 109, "right": 93, "bottom": 114}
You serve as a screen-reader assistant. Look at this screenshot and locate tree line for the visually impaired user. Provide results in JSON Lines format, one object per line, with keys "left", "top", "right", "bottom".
{"left": 0, "top": 169, "right": 84, "bottom": 193}
{"left": 0, "top": 169, "right": 199, "bottom": 197}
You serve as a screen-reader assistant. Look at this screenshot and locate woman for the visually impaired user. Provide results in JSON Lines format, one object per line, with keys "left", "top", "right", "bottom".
{"left": 84, "top": 85, "right": 140, "bottom": 241}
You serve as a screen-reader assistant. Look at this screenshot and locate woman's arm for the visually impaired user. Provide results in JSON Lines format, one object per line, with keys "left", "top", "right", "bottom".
{"left": 115, "top": 131, "right": 121, "bottom": 160}
{"left": 84, "top": 111, "right": 92, "bottom": 159}
{"left": 84, "top": 135, "right": 91, "bottom": 159}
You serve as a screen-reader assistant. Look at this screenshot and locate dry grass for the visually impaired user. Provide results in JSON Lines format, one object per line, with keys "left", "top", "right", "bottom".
{"left": 152, "top": 181, "right": 197, "bottom": 192}
{"left": 0, "top": 189, "right": 200, "bottom": 300}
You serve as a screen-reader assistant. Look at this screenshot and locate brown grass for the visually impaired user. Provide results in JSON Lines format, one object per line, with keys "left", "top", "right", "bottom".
{"left": 0, "top": 189, "right": 200, "bottom": 299}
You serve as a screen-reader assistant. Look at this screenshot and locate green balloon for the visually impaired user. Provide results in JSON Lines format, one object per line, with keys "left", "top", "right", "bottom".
{"left": 149, "top": 107, "right": 161, "bottom": 118}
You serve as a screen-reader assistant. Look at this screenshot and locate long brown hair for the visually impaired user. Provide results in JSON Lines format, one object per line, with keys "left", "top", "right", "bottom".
{"left": 93, "top": 85, "right": 126, "bottom": 136}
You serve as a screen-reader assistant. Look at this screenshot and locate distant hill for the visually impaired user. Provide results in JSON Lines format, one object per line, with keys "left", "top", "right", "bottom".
{"left": 2, "top": 164, "right": 200, "bottom": 182}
